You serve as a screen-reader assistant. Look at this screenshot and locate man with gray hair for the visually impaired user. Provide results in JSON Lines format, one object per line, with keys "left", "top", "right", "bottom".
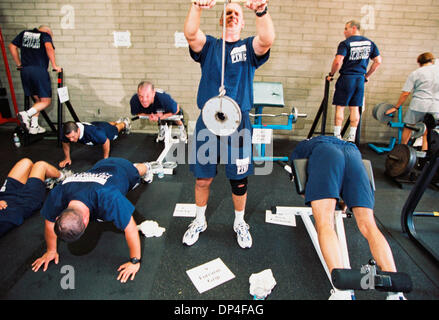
{"left": 9, "top": 25, "right": 62, "bottom": 134}
{"left": 327, "top": 20, "right": 382, "bottom": 143}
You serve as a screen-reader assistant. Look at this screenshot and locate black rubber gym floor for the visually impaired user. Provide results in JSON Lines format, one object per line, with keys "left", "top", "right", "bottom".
{"left": 0, "top": 124, "right": 438, "bottom": 301}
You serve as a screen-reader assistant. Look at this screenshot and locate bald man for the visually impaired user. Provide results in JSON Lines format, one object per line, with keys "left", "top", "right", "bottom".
{"left": 9, "top": 25, "right": 62, "bottom": 134}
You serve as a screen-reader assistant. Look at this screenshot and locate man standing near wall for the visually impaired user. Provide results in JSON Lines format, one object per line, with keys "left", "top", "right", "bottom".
{"left": 327, "top": 20, "right": 382, "bottom": 143}
{"left": 9, "top": 25, "right": 62, "bottom": 134}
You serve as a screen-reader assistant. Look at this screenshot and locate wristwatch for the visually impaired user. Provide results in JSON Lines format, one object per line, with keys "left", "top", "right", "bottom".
{"left": 255, "top": 5, "right": 268, "bottom": 17}
{"left": 129, "top": 257, "right": 141, "bottom": 264}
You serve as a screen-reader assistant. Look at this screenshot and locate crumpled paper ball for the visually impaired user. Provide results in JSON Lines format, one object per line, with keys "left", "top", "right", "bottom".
{"left": 137, "top": 220, "right": 166, "bottom": 238}
{"left": 249, "top": 269, "right": 277, "bottom": 299}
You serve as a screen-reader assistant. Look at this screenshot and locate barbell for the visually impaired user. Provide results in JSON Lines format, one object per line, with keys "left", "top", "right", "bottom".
{"left": 385, "top": 144, "right": 418, "bottom": 178}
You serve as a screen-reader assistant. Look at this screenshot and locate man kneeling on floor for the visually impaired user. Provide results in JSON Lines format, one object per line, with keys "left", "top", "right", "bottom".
{"left": 290, "top": 135, "right": 406, "bottom": 300}
{"left": 31, "top": 157, "right": 154, "bottom": 283}
{"left": 59, "top": 118, "right": 131, "bottom": 168}
{"left": 0, "top": 158, "right": 70, "bottom": 237}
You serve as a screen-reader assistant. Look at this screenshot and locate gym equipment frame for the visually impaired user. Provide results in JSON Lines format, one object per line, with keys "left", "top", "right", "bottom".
{"left": 251, "top": 81, "right": 305, "bottom": 162}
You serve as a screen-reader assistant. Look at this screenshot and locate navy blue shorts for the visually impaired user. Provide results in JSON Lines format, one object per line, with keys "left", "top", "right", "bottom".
{"left": 305, "top": 142, "right": 374, "bottom": 209}
{"left": 333, "top": 75, "right": 365, "bottom": 107}
{"left": 0, "top": 177, "right": 46, "bottom": 236}
{"left": 91, "top": 121, "right": 119, "bottom": 141}
{"left": 189, "top": 113, "right": 253, "bottom": 180}
{"left": 20, "top": 66, "right": 52, "bottom": 98}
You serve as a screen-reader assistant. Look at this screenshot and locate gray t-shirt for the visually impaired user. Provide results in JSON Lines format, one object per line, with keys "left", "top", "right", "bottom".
{"left": 402, "top": 64, "right": 439, "bottom": 113}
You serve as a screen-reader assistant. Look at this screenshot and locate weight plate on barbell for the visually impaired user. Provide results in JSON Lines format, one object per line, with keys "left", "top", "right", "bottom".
{"left": 411, "top": 122, "right": 427, "bottom": 139}
{"left": 385, "top": 144, "right": 417, "bottom": 178}
{"left": 202, "top": 95, "right": 242, "bottom": 136}
{"left": 372, "top": 103, "right": 396, "bottom": 123}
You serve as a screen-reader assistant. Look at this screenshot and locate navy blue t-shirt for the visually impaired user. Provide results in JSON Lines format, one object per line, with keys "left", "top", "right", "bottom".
{"left": 336, "top": 36, "right": 380, "bottom": 75}
{"left": 11, "top": 29, "right": 54, "bottom": 69}
{"left": 61, "top": 122, "right": 117, "bottom": 146}
{"left": 190, "top": 35, "right": 270, "bottom": 113}
{"left": 130, "top": 90, "right": 178, "bottom": 115}
{"left": 41, "top": 158, "right": 140, "bottom": 230}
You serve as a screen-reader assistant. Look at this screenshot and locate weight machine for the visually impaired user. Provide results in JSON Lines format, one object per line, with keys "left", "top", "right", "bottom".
{"left": 132, "top": 114, "right": 187, "bottom": 176}
{"left": 250, "top": 81, "right": 306, "bottom": 162}
{"left": 368, "top": 103, "right": 426, "bottom": 155}
{"left": 15, "top": 69, "right": 80, "bottom": 147}
{"left": 269, "top": 153, "right": 412, "bottom": 298}
{"left": 401, "top": 127, "right": 439, "bottom": 265}
{"left": 307, "top": 78, "right": 363, "bottom": 146}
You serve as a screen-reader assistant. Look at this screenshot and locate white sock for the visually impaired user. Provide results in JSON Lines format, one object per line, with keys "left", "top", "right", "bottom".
{"left": 57, "top": 171, "right": 65, "bottom": 181}
{"left": 27, "top": 107, "right": 37, "bottom": 117}
{"left": 234, "top": 210, "right": 245, "bottom": 225}
{"left": 334, "top": 126, "right": 341, "bottom": 136}
{"left": 31, "top": 116, "right": 39, "bottom": 127}
{"left": 143, "top": 162, "right": 152, "bottom": 172}
{"left": 195, "top": 205, "right": 207, "bottom": 222}
{"left": 349, "top": 127, "right": 357, "bottom": 137}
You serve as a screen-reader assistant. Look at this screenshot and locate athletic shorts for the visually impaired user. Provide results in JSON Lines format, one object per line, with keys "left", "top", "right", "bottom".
{"left": 0, "top": 177, "right": 46, "bottom": 237}
{"left": 91, "top": 121, "right": 119, "bottom": 141}
{"left": 333, "top": 74, "right": 365, "bottom": 107}
{"left": 403, "top": 109, "right": 439, "bottom": 125}
{"left": 20, "top": 66, "right": 52, "bottom": 98}
{"left": 189, "top": 113, "right": 253, "bottom": 180}
{"left": 305, "top": 141, "right": 374, "bottom": 209}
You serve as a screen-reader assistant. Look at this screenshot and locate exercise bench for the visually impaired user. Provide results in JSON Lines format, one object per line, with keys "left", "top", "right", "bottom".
{"left": 272, "top": 158, "right": 411, "bottom": 297}
{"left": 290, "top": 158, "right": 374, "bottom": 298}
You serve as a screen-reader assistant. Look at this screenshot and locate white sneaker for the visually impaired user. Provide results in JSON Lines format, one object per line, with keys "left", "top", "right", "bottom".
{"left": 141, "top": 162, "right": 154, "bottom": 183}
{"left": 59, "top": 168, "right": 74, "bottom": 182}
{"left": 29, "top": 125, "right": 46, "bottom": 134}
{"left": 346, "top": 134, "right": 356, "bottom": 143}
{"left": 328, "top": 289, "right": 354, "bottom": 300}
{"left": 386, "top": 293, "right": 407, "bottom": 300}
{"left": 334, "top": 134, "right": 342, "bottom": 140}
{"left": 156, "top": 125, "right": 166, "bottom": 142}
{"left": 45, "top": 169, "right": 74, "bottom": 189}
{"left": 182, "top": 219, "right": 207, "bottom": 246}
{"left": 179, "top": 125, "right": 187, "bottom": 142}
{"left": 121, "top": 117, "right": 131, "bottom": 134}
{"left": 233, "top": 221, "right": 252, "bottom": 249}
{"left": 18, "top": 111, "right": 30, "bottom": 130}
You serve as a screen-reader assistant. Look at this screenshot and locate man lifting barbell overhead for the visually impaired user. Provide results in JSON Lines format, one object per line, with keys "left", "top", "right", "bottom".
{"left": 290, "top": 136, "right": 407, "bottom": 300}
{"left": 59, "top": 118, "right": 131, "bottom": 168}
{"left": 130, "top": 81, "right": 187, "bottom": 142}
{"left": 182, "top": 0, "right": 274, "bottom": 249}
{"left": 327, "top": 20, "right": 382, "bottom": 143}
{"left": 31, "top": 157, "right": 154, "bottom": 283}
{"left": 385, "top": 52, "right": 439, "bottom": 151}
